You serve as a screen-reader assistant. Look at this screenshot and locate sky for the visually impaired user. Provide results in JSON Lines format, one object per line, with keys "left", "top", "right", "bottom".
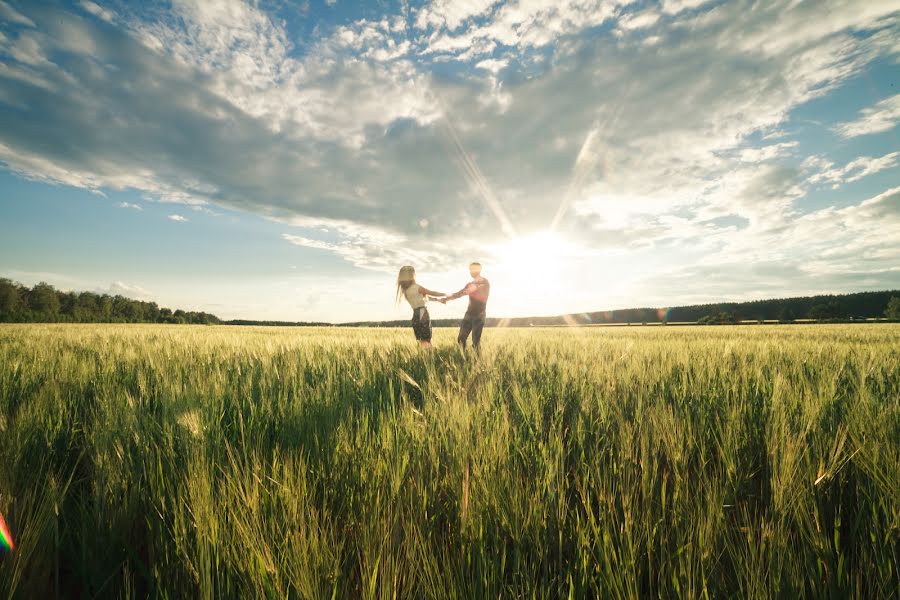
{"left": 0, "top": 0, "right": 898, "bottom": 322}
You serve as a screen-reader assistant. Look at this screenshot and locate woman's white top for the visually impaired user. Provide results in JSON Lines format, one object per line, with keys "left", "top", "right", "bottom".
{"left": 404, "top": 284, "right": 426, "bottom": 310}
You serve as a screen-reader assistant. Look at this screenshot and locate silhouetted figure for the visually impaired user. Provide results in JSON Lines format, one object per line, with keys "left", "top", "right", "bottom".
{"left": 441, "top": 262, "right": 490, "bottom": 352}
{"left": 396, "top": 265, "right": 445, "bottom": 350}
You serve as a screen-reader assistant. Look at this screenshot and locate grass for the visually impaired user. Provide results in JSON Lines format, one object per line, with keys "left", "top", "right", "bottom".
{"left": 0, "top": 324, "right": 897, "bottom": 598}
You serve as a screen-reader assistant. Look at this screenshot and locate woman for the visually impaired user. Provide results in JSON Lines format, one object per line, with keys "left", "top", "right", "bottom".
{"left": 396, "top": 265, "right": 444, "bottom": 349}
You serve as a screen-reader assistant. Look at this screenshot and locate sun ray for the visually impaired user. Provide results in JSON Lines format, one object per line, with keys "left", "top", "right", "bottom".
{"left": 550, "top": 82, "right": 635, "bottom": 232}
{"left": 434, "top": 94, "right": 517, "bottom": 239}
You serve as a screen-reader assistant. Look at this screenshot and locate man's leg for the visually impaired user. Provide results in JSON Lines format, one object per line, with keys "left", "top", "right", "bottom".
{"left": 458, "top": 316, "right": 473, "bottom": 349}
{"left": 471, "top": 314, "right": 486, "bottom": 351}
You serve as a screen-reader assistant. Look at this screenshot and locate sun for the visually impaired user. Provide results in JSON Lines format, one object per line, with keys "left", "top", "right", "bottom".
{"left": 489, "top": 231, "right": 576, "bottom": 315}
{"left": 493, "top": 231, "right": 571, "bottom": 275}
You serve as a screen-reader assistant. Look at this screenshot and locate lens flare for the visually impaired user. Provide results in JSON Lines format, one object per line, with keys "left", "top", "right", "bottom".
{"left": 562, "top": 313, "right": 579, "bottom": 328}
{"left": 550, "top": 81, "right": 636, "bottom": 232}
{"left": 0, "top": 511, "right": 14, "bottom": 551}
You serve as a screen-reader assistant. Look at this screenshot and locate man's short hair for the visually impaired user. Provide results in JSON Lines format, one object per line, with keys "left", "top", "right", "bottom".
{"left": 470, "top": 262, "right": 481, "bottom": 267}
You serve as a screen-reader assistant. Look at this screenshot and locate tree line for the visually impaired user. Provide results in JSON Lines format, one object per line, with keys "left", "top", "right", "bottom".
{"left": 662, "top": 290, "right": 899, "bottom": 323}
{"left": 2, "top": 278, "right": 897, "bottom": 326}
{"left": 545, "top": 290, "right": 899, "bottom": 326}
{"left": 339, "top": 290, "right": 900, "bottom": 327}
{"left": 0, "top": 279, "right": 221, "bottom": 324}
{"left": 224, "top": 319, "right": 332, "bottom": 327}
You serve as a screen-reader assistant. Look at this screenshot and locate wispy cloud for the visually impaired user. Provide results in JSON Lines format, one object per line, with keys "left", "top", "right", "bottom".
{"left": 168, "top": 214, "right": 188, "bottom": 222}
{"left": 0, "top": 1, "right": 35, "bottom": 27}
{"left": 807, "top": 152, "right": 900, "bottom": 189}
{"left": 117, "top": 201, "right": 142, "bottom": 211}
{"left": 737, "top": 142, "right": 799, "bottom": 163}
{"left": 281, "top": 228, "right": 456, "bottom": 272}
{"left": 78, "top": 0, "right": 115, "bottom": 24}
{"left": 661, "top": 0, "right": 715, "bottom": 15}
{"left": 618, "top": 9, "right": 662, "bottom": 31}
{"left": 105, "top": 281, "right": 152, "bottom": 299}
{"left": 835, "top": 94, "right": 900, "bottom": 138}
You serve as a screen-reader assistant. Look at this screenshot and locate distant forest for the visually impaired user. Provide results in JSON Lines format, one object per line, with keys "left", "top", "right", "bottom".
{"left": 341, "top": 290, "right": 900, "bottom": 328}
{"left": 1, "top": 279, "right": 897, "bottom": 326}
{"left": 0, "top": 279, "right": 220, "bottom": 324}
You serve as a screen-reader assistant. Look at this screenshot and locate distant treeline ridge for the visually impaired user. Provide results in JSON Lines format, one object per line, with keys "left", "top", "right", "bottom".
{"left": 1, "top": 279, "right": 898, "bottom": 326}
{"left": 340, "top": 290, "right": 900, "bottom": 327}
{"left": 0, "top": 279, "right": 220, "bottom": 324}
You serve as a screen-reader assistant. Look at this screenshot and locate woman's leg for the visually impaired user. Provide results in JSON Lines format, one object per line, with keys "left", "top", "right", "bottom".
{"left": 413, "top": 308, "right": 433, "bottom": 349}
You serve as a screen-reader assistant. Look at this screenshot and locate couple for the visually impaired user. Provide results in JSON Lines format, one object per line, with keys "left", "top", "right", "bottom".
{"left": 396, "top": 263, "right": 490, "bottom": 351}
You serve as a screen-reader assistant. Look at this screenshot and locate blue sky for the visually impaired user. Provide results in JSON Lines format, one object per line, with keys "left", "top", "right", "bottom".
{"left": 0, "top": 0, "right": 898, "bottom": 322}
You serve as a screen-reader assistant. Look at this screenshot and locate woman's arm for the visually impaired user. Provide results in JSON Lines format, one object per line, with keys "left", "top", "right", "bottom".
{"left": 417, "top": 285, "right": 444, "bottom": 298}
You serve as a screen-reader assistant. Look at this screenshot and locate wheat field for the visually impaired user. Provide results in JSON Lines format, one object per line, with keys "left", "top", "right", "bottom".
{"left": 0, "top": 324, "right": 897, "bottom": 598}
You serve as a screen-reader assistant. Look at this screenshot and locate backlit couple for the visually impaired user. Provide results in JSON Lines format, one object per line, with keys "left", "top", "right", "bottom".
{"left": 396, "top": 263, "right": 490, "bottom": 351}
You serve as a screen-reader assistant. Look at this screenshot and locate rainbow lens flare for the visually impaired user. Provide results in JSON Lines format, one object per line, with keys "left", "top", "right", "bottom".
{"left": 0, "top": 511, "right": 14, "bottom": 551}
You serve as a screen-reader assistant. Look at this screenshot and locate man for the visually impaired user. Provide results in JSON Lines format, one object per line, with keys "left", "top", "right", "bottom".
{"left": 441, "top": 262, "right": 490, "bottom": 351}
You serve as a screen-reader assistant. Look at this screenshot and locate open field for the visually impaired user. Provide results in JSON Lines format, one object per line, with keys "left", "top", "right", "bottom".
{"left": 0, "top": 324, "right": 898, "bottom": 598}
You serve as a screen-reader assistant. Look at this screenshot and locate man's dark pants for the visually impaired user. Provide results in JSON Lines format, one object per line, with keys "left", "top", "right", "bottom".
{"left": 458, "top": 312, "right": 486, "bottom": 350}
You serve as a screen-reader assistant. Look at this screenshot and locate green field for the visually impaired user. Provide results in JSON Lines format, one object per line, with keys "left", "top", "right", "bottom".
{"left": 0, "top": 324, "right": 898, "bottom": 598}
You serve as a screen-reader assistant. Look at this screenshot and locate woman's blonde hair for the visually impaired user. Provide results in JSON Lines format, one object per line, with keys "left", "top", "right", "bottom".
{"left": 396, "top": 265, "right": 416, "bottom": 304}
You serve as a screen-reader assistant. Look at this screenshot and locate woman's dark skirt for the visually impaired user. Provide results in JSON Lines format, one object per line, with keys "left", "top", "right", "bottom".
{"left": 411, "top": 307, "right": 432, "bottom": 341}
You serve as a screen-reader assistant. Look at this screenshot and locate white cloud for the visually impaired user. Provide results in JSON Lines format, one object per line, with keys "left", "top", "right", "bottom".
{"left": 633, "top": 185, "right": 900, "bottom": 302}
{"left": 282, "top": 222, "right": 459, "bottom": 272}
{"left": 475, "top": 57, "right": 508, "bottom": 73}
{"left": 807, "top": 152, "right": 900, "bottom": 189}
{"left": 415, "top": 0, "right": 501, "bottom": 31}
{"left": 420, "top": 0, "right": 630, "bottom": 60}
{"left": 618, "top": 9, "right": 661, "bottom": 31}
{"left": 737, "top": 141, "right": 799, "bottom": 163}
{"left": 281, "top": 234, "right": 338, "bottom": 252}
{"left": 105, "top": 281, "right": 152, "bottom": 299}
{"left": 660, "top": 0, "right": 714, "bottom": 15}
{"left": 8, "top": 33, "right": 49, "bottom": 66}
{"left": 1, "top": 270, "right": 80, "bottom": 287}
{"left": 117, "top": 201, "right": 143, "bottom": 211}
{"left": 132, "top": 0, "right": 438, "bottom": 146}
{"left": 168, "top": 214, "right": 188, "bottom": 222}
{"left": 0, "top": 1, "right": 35, "bottom": 27}
{"left": 835, "top": 94, "right": 900, "bottom": 138}
{"left": 79, "top": 1, "right": 115, "bottom": 23}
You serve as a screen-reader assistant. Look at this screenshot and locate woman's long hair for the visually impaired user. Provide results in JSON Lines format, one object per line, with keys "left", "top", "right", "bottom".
{"left": 396, "top": 265, "right": 416, "bottom": 305}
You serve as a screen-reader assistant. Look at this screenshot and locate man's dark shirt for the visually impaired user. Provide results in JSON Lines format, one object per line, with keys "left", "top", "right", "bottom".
{"left": 448, "top": 277, "right": 490, "bottom": 317}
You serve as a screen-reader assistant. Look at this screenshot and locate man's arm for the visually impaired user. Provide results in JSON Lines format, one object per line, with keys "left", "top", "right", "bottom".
{"left": 444, "top": 282, "right": 475, "bottom": 301}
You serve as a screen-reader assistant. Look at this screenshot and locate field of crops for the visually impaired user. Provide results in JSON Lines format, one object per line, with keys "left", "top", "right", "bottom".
{"left": 0, "top": 324, "right": 897, "bottom": 598}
